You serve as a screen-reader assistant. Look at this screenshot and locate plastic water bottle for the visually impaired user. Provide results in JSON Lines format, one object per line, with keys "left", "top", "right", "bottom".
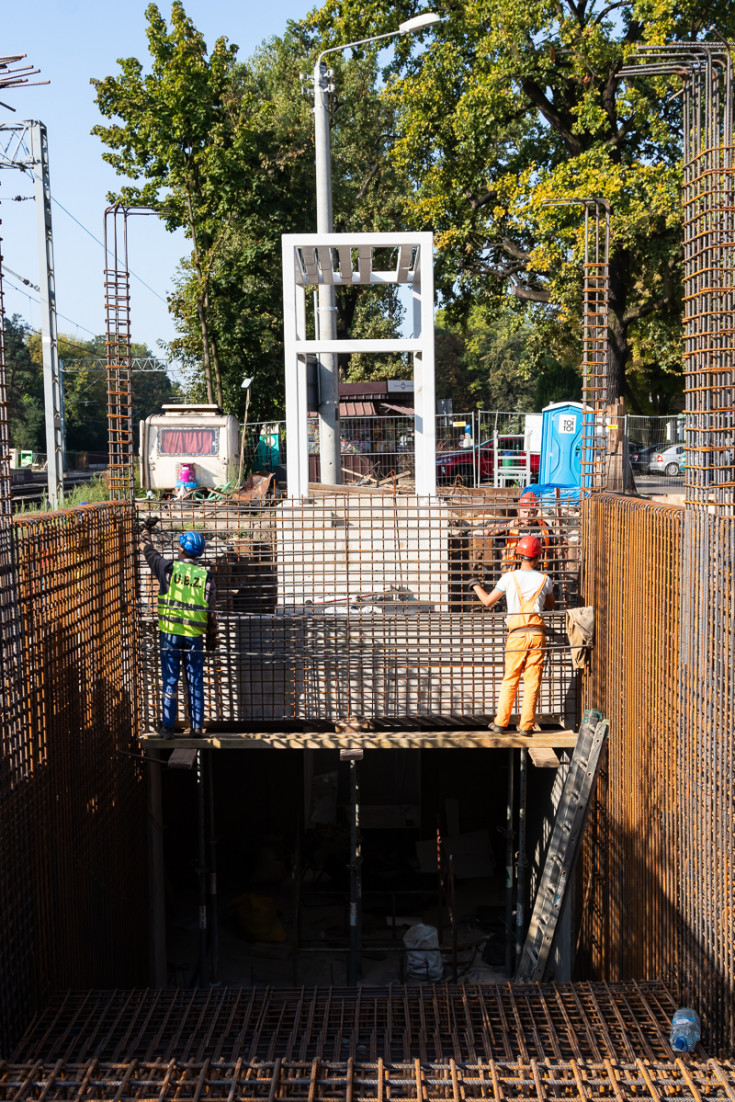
{"left": 669, "top": 1008, "right": 701, "bottom": 1052}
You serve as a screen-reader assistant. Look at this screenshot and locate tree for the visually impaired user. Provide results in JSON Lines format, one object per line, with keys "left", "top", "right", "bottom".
{"left": 311, "top": 0, "right": 732, "bottom": 408}
{"left": 4, "top": 315, "right": 44, "bottom": 451}
{"left": 436, "top": 299, "right": 582, "bottom": 413}
{"left": 94, "top": 9, "right": 411, "bottom": 421}
{"left": 92, "top": 2, "right": 259, "bottom": 407}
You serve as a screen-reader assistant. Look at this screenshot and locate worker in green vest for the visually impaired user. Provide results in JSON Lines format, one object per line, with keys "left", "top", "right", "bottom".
{"left": 140, "top": 524, "right": 217, "bottom": 737}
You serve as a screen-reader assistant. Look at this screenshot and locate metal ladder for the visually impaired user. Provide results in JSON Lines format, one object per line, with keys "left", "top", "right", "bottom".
{"left": 516, "top": 708, "right": 608, "bottom": 981}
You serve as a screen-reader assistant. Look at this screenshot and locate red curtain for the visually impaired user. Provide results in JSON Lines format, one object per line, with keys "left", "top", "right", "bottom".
{"left": 158, "top": 429, "right": 218, "bottom": 455}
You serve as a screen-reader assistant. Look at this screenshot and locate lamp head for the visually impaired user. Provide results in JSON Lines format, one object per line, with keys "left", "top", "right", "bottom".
{"left": 399, "top": 12, "right": 441, "bottom": 33}
{"left": 241, "top": 377, "right": 254, "bottom": 389}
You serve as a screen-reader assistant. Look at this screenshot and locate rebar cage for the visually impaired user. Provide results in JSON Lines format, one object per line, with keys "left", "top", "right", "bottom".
{"left": 137, "top": 489, "right": 582, "bottom": 734}
{"left": 0, "top": 502, "right": 148, "bottom": 1053}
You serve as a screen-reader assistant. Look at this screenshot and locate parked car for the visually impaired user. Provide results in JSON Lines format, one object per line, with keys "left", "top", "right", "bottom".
{"left": 647, "top": 444, "right": 684, "bottom": 477}
{"left": 436, "top": 437, "right": 540, "bottom": 485}
{"left": 629, "top": 443, "right": 660, "bottom": 473}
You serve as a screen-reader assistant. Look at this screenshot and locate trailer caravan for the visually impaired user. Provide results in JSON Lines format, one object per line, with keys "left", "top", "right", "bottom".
{"left": 140, "top": 404, "right": 240, "bottom": 492}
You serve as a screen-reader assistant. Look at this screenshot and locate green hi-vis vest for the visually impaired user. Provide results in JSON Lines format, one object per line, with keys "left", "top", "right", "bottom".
{"left": 158, "top": 560, "right": 209, "bottom": 637}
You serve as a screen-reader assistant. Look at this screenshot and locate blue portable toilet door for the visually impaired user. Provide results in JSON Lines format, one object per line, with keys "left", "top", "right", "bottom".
{"left": 539, "top": 402, "right": 583, "bottom": 487}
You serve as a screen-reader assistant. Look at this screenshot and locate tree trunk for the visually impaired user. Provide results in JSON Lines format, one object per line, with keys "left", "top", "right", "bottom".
{"left": 204, "top": 287, "right": 224, "bottom": 409}
{"left": 607, "top": 252, "right": 629, "bottom": 402}
{"left": 195, "top": 294, "right": 215, "bottom": 405}
{"left": 186, "top": 191, "right": 215, "bottom": 405}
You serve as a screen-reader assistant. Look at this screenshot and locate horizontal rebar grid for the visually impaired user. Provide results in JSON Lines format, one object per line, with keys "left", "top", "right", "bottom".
{"left": 579, "top": 494, "right": 682, "bottom": 987}
{"left": 1, "top": 1055, "right": 733, "bottom": 1102}
{"left": 138, "top": 491, "right": 581, "bottom": 730}
{"left": 12, "top": 982, "right": 681, "bottom": 1064}
{"left": 0, "top": 502, "right": 147, "bottom": 1054}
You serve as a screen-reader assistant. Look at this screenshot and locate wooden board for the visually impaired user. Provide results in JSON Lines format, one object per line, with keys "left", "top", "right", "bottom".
{"left": 141, "top": 728, "right": 578, "bottom": 751}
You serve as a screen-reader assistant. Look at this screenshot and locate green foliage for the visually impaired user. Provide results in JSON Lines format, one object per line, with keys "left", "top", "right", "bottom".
{"left": 10, "top": 320, "right": 178, "bottom": 455}
{"left": 310, "top": 0, "right": 731, "bottom": 408}
{"left": 436, "top": 299, "right": 581, "bottom": 412}
{"left": 4, "top": 315, "right": 44, "bottom": 451}
{"left": 93, "top": 8, "right": 411, "bottom": 421}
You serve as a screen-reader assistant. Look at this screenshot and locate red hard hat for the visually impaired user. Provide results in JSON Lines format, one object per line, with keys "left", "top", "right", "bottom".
{"left": 519, "top": 490, "right": 539, "bottom": 504}
{"left": 516, "top": 535, "right": 541, "bottom": 559}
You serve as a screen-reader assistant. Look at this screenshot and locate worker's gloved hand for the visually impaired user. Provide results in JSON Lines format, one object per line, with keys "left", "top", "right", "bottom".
{"left": 205, "top": 628, "right": 218, "bottom": 651}
{"left": 467, "top": 576, "right": 484, "bottom": 593}
{"left": 141, "top": 515, "right": 160, "bottom": 532}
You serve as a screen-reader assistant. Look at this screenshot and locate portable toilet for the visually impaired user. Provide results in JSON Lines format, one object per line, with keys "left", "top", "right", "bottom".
{"left": 538, "top": 401, "right": 583, "bottom": 487}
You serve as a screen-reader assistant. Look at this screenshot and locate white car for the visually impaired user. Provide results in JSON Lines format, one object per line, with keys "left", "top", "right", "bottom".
{"left": 647, "top": 444, "right": 684, "bottom": 477}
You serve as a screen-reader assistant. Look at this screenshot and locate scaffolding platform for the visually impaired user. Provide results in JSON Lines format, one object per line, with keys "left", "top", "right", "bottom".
{"left": 139, "top": 724, "right": 578, "bottom": 750}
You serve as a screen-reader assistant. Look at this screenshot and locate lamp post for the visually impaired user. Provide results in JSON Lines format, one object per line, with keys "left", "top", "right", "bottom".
{"left": 312, "top": 13, "right": 441, "bottom": 484}
{"left": 237, "top": 375, "right": 254, "bottom": 487}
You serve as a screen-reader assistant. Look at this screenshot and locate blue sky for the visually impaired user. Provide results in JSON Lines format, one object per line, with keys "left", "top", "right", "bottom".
{"left": 1, "top": 0, "right": 317, "bottom": 361}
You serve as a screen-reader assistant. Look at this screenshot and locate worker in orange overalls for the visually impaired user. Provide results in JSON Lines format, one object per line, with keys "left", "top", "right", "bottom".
{"left": 473, "top": 489, "right": 554, "bottom": 576}
{"left": 468, "top": 535, "right": 555, "bottom": 735}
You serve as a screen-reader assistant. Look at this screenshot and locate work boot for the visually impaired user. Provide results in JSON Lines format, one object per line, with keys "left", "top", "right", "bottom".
{"left": 157, "top": 726, "right": 176, "bottom": 738}
{"left": 189, "top": 728, "right": 205, "bottom": 738}
{"left": 488, "top": 722, "right": 509, "bottom": 733}
{"left": 517, "top": 728, "right": 534, "bottom": 736}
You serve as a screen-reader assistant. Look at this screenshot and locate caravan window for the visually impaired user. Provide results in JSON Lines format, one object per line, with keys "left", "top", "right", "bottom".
{"left": 158, "top": 428, "right": 219, "bottom": 456}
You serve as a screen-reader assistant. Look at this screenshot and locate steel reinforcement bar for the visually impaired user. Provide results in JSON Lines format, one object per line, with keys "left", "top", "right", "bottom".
{"left": 579, "top": 494, "right": 683, "bottom": 983}
{"left": 0, "top": 502, "right": 148, "bottom": 1054}
{"left": 137, "top": 491, "right": 582, "bottom": 729}
{"left": 1, "top": 1055, "right": 734, "bottom": 1102}
{"left": 11, "top": 982, "right": 681, "bottom": 1065}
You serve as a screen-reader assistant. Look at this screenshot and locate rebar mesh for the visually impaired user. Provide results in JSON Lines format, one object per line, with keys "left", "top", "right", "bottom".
{"left": 0, "top": 503, "right": 148, "bottom": 1053}
{"left": 137, "top": 490, "right": 582, "bottom": 732}
{"left": 11, "top": 982, "right": 681, "bottom": 1064}
{"left": 104, "top": 207, "right": 134, "bottom": 502}
{"left": 578, "top": 493, "right": 682, "bottom": 988}
{"left": 581, "top": 202, "right": 611, "bottom": 490}
{"left": 1, "top": 1054, "right": 733, "bottom": 1102}
{"left": 620, "top": 44, "right": 735, "bottom": 509}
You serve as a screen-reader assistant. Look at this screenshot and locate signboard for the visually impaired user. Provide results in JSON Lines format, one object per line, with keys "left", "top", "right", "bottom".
{"left": 386, "top": 379, "right": 414, "bottom": 393}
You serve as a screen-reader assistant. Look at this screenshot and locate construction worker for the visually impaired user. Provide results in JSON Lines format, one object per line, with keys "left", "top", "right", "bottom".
{"left": 472, "top": 489, "right": 554, "bottom": 578}
{"left": 469, "top": 534, "right": 554, "bottom": 736}
{"left": 140, "top": 524, "right": 217, "bottom": 737}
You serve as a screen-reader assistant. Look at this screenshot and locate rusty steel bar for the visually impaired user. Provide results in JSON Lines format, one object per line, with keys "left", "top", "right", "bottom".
{"left": 136, "top": 491, "right": 582, "bottom": 732}
{"left": 104, "top": 206, "right": 134, "bottom": 502}
{"left": 1, "top": 1055, "right": 734, "bottom": 1101}
{"left": 543, "top": 199, "right": 610, "bottom": 489}
{"left": 579, "top": 494, "right": 682, "bottom": 987}
{"left": 0, "top": 503, "right": 147, "bottom": 1054}
{"left": 621, "top": 44, "right": 735, "bottom": 511}
{"left": 12, "top": 982, "right": 682, "bottom": 1064}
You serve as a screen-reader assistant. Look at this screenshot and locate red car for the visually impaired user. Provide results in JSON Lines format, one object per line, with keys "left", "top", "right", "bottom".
{"left": 436, "top": 438, "right": 540, "bottom": 485}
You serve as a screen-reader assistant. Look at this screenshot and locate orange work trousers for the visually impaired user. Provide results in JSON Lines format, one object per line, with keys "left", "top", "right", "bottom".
{"left": 495, "top": 629, "right": 546, "bottom": 731}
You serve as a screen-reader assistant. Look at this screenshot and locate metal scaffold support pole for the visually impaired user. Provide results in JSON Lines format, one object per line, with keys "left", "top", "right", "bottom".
{"left": 515, "top": 748, "right": 528, "bottom": 973}
{"left": 1, "top": 119, "right": 64, "bottom": 507}
{"left": 196, "top": 749, "right": 209, "bottom": 986}
{"left": 30, "top": 121, "right": 64, "bottom": 508}
{"left": 347, "top": 754, "right": 362, "bottom": 985}
{"left": 504, "top": 748, "right": 515, "bottom": 977}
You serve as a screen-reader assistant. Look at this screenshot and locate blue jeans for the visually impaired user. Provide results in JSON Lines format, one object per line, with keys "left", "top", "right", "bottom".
{"left": 159, "top": 631, "right": 205, "bottom": 729}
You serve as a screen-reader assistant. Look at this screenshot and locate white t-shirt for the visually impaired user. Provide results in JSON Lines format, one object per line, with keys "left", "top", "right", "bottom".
{"left": 495, "top": 569, "right": 552, "bottom": 615}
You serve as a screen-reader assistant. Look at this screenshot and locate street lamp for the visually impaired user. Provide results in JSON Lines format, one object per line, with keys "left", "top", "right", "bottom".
{"left": 311, "top": 12, "right": 441, "bottom": 484}
{"left": 237, "top": 375, "right": 254, "bottom": 487}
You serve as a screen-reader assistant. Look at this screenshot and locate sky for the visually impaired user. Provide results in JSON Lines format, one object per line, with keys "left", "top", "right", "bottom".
{"left": 1, "top": 0, "right": 316, "bottom": 364}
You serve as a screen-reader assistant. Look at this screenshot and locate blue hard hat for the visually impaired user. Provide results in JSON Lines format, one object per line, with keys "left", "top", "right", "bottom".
{"left": 179, "top": 530, "right": 206, "bottom": 557}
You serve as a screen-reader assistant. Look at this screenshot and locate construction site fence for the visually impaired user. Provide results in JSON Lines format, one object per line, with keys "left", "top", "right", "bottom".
{"left": 578, "top": 492, "right": 735, "bottom": 1054}
{"left": 0, "top": 501, "right": 148, "bottom": 1054}
{"left": 137, "top": 490, "right": 582, "bottom": 731}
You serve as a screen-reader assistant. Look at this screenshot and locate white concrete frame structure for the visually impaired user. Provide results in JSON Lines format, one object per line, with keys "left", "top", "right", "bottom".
{"left": 282, "top": 231, "right": 436, "bottom": 498}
